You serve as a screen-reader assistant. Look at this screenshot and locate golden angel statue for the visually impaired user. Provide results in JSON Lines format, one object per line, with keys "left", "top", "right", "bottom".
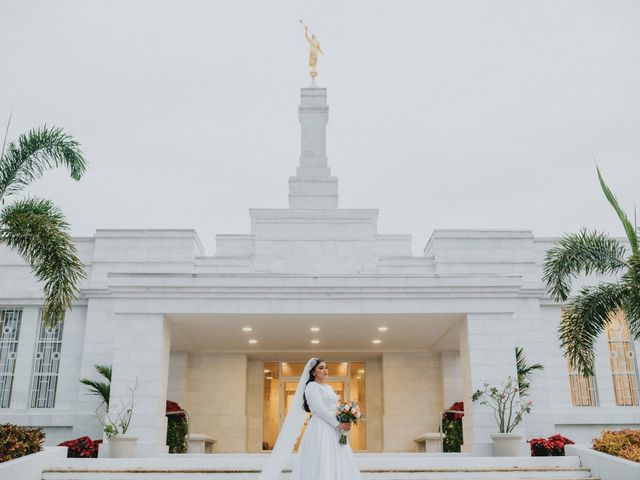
{"left": 300, "top": 20, "right": 323, "bottom": 78}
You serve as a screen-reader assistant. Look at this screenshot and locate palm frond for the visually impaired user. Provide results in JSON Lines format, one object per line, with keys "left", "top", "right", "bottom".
{"left": 79, "top": 364, "right": 112, "bottom": 407}
{"left": 597, "top": 166, "right": 639, "bottom": 255}
{"left": 0, "top": 113, "right": 12, "bottom": 169}
{"left": 621, "top": 254, "right": 640, "bottom": 340}
{"left": 0, "top": 125, "right": 86, "bottom": 201}
{"left": 95, "top": 364, "right": 112, "bottom": 382}
{"left": 515, "top": 346, "right": 544, "bottom": 397}
{"left": 79, "top": 378, "right": 110, "bottom": 406}
{"left": 0, "top": 197, "right": 86, "bottom": 327}
{"left": 543, "top": 229, "right": 627, "bottom": 301}
{"left": 560, "top": 281, "right": 627, "bottom": 376}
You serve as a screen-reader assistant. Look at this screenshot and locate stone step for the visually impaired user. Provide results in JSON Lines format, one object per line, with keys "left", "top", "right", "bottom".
{"left": 42, "top": 466, "right": 595, "bottom": 480}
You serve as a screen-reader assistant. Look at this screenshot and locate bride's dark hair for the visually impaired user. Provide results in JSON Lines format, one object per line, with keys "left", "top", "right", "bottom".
{"left": 302, "top": 358, "right": 324, "bottom": 413}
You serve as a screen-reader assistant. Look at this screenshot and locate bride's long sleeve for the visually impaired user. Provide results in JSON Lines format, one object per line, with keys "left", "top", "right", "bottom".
{"left": 305, "top": 382, "right": 340, "bottom": 428}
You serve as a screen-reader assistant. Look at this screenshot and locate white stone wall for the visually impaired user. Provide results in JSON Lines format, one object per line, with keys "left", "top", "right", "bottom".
{"left": 184, "top": 353, "right": 248, "bottom": 453}
{"left": 381, "top": 352, "right": 442, "bottom": 452}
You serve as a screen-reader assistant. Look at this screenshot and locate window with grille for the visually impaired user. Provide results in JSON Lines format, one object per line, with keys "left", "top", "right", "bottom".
{"left": 567, "top": 360, "right": 598, "bottom": 406}
{"left": 0, "top": 309, "right": 22, "bottom": 408}
{"left": 29, "top": 314, "right": 63, "bottom": 408}
{"left": 606, "top": 311, "right": 640, "bottom": 406}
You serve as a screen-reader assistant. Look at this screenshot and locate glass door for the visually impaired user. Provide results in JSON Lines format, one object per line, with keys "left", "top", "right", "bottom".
{"left": 281, "top": 379, "right": 347, "bottom": 451}
{"left": 262, "top": 361, "right": 367, "bottom": 452}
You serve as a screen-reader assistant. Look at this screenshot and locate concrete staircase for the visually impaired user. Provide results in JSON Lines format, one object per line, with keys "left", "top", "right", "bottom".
{"left": 41, "top": 454, "right": 596, "bottom": 480}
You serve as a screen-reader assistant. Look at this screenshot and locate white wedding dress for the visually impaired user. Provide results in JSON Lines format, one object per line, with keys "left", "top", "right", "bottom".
{"left": 291, "top": 381, "right": 362, "bottom": 480}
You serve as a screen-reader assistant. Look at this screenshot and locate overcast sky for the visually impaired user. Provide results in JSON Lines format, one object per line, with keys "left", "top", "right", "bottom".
{"left": 1, "top": 1, "right": 639, "bottom": 255}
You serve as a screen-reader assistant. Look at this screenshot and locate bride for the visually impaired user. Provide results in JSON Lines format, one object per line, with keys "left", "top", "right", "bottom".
{"left": 259, "top": 358, "right": 363, "bottom": 480}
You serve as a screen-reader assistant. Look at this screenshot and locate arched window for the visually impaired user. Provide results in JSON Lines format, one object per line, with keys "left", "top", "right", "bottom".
{"left": 606, "top": 312, "right": 639, "bottom": 406}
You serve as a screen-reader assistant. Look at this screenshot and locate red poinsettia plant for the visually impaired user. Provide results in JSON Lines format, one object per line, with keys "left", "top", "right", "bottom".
{"left": 58, "top": 436, "right": 102, "bottom": 458}
{"left": 166, "top": 400, "right": 187, "bottom": 420}
{"left": 529, "top": 434, "right": 574, "bottom": 456}
{"left": 443, "top": 401, "right": 464, "bottom": 421}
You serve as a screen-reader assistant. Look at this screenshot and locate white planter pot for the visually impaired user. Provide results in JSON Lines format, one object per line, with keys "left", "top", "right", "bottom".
{"left": 490, "top": 433, "right": 523, "bottom": 456}
{"left": 108, "top": 434, "right": 138, "bottom": 458}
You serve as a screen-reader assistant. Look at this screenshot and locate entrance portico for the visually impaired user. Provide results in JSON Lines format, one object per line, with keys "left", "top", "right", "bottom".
{"left": 100, "top": 268, "right": 548, "bottom": 458}
{"left": 165, "top": 313, "right": 463, "bottom": 454}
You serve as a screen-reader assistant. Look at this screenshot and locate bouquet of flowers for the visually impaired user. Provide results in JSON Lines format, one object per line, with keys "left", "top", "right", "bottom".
{"left": 336, "top": 401, "right": 363, "bottom": 445}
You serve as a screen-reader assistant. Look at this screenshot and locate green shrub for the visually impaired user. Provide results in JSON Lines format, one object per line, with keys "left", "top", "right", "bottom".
{"left": 167, "top": 418, "right": 189, "bottom": 453}
{"left": 592, "top": 429, "right": 640, "bottom": 463}
{"left": 0, "top": 423, "right": 45, "bottom": 463}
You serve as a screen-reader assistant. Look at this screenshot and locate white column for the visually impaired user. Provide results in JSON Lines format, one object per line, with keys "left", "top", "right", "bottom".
{"left": 102, "top": 313, "right": 170, "bottom": 457}
{"left": 72, "top": 299, "right": 114, "bottom": 439}
{"left": 459, "top": 313, "right": 520, "bottom": 456}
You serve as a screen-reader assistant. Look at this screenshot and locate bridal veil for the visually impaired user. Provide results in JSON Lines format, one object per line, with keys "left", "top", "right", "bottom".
{"left": 258, "top": 357, "right": 317, "bottom": 480}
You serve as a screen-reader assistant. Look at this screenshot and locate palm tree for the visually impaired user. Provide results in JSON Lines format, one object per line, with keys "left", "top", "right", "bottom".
{"left": 543, "top": 167, "right": 640, "bottom": 376}
{"left": 515, "top": 346, "right": 544, "bottom": 397}
{"left": 0, "top": 121, "right": 87, "bottom": 327}
{"left": 80, "top": 364, "right": 111, "bottom": 410}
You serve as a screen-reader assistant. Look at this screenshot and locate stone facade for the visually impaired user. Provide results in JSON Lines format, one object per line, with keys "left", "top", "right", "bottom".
{"left": 0, "top": 86, "right": 639, "bottom": 456}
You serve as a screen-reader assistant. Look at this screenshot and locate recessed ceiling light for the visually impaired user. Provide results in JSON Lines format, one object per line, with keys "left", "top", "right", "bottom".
{"left": 355, "top": 376, "right": 362, "bottom": 380}
{"left": 378, "top": 326, "right": 388, "bottom": 332}
{"left": 372, "top": 339, "right": 382, "bottom": 344}
{"left": 248, "top": 339, "right": 258, "bottom": 344}
{"left": 264, "top": 369, "right": 270, "bottom": 373}
{"left": 358, "top": 369, "right": 365, "bottom": 373}
{"left": 310, "top": 327, "right": 320, "bottom": 332}
{"left": 243, "top": 327, "right": 253, "bottom": 332}
{"left": 266, "top": 376, "right": 273, "bottom": 380}
{"left": 311, "top": 339, "right": 320, "bottom": 344}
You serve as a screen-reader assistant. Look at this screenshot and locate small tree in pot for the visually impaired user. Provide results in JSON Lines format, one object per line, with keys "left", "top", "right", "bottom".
{"left": 98, "top": 380, "right": 138, "bottom": 458}
{"left": 472, "top": 377, "right": 532, "bottom": 456}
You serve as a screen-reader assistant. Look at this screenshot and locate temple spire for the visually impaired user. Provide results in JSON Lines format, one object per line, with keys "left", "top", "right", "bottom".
{"left": 288, "top": 87, "right": 339, "bottom": 209}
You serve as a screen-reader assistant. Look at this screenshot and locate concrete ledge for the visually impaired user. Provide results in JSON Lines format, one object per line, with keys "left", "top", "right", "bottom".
{"left": 188, "top": 433, "right": 217, "bottom": 454}
{"left": 0, "top": 446, "right": 67, "bottom": 480}
{"left": 565, "top": 444, "right": 640, "bottom": 479}
{"left": 46, "top": 453, "right": 581, "bottom": 470}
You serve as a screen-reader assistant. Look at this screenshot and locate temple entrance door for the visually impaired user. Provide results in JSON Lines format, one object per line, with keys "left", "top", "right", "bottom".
{"left": 280, "top": 378, "right": 347, "bottom": 451}
{"left": 262, "top": 361, "right": 367, "bottom": 452}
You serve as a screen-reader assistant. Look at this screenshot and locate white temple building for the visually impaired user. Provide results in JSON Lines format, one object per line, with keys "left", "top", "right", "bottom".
{"left": 1, "top": 84, "right": 639, "bottom": 458}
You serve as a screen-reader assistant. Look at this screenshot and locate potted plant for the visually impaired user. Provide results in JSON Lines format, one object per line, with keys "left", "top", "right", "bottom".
{"left": 472, "top": 376, "right": 532, "bottom": 456}
{"left": 441, "top": 401, "right": 464, "bottom": 452}
{"left": 166, "top": 400, "right": 189, "bottom": 453}
{"left": 98, "top": 380, "right": 138, "bottom": 458}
